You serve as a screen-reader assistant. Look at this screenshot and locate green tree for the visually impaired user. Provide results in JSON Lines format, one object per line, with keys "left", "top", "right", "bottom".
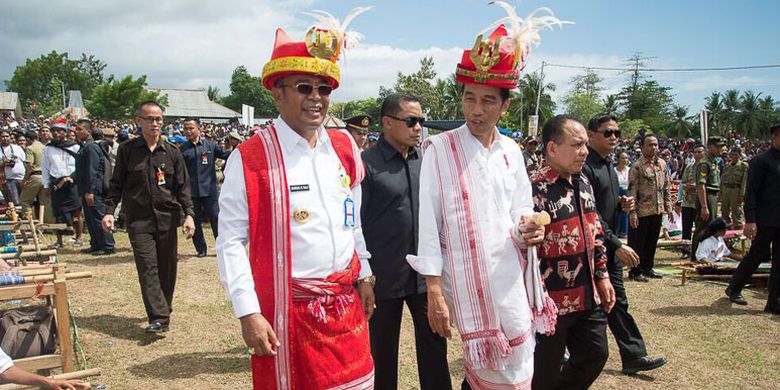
{"left": 328, "top": 98, "right": 382, "bottom": 128}
{"left": 221, "top": 66, "right": 278, "bottom": 117}
{"left": 619, "top": 79, "right": 673, "bottom": 134}
{"left": 380, "top": 57, "right": 444, "bottom": 119}
{"left": 666, "top": 105, "right": 695, "bottom": 139}
{"left": 569, "top": 68, "right": 604, "bottom": 99}
{"left": 6, "top": 51, "right": 106, "bottom": 115}
{"left": 603, "top": 94, "right": 620, "bottom": 115}
{"left": 733, "top": 91, "right": 764, "bottom": 138}
{"left": 439, "top": 74, "right": 463, "bottom": 120}
{"left": 562, "top": 93, "right": 605, "bottom": 124}
{"left": 207, "top": 85, "right": 221, "bottom": 102}
{"left": 503, "top": 73, "right": 556, "bottom": 132}
{"left": 86, "top": 75, "right": 167, "bottom": 120}
{"left": 704, "top": 92, "right": 726, "bottom": 135}
{"left": 617, "top": 118, "right": 648, "bottom": 140}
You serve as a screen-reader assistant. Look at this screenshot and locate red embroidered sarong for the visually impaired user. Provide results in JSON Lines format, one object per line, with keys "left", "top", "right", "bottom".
{"left": 239, "top": 124, "right": 373, "bottom": 390}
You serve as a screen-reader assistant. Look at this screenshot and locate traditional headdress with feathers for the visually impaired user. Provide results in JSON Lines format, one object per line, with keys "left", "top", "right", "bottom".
{"left": 301, "top": 6, "right": 372, "bottom": 61}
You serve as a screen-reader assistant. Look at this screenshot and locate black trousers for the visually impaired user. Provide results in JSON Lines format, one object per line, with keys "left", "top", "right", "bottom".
{"left": 606, "top": 249, "right": 647, "bottom": 364}
{"left": 729, "top": 225, "right": 780, "bottom": 310}
{"left": 369, "top": 293, "right": 451, "bottom": 390}
{"left": 129, "top": 229, "right": 178, "bottom": 325}
{"left": 681, "top": 206, "right": 696, "bottom": 241}
{"left": 81, "top": 196, "right": 115, "bottom": 251}
{"left": 691, "top": 193, "right": 718, "bottom": 260}
{"left": 192, "top": 196, "right": 219, "bottom": 254}
{"left": 628, "top": 214, "right": 663, "bottom": 275}
{"left": 533, "top": 307, "right": 609, "bottom": 390}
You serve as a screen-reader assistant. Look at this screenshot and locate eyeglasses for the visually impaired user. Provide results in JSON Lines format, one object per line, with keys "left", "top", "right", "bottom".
{"left": 280, "top": 83, "right": 333, "bottom": 96}
{"left": 596, "top": 129, "right": 621, "bottom": 138}
{"left": 385, "top": 114, "right": 426, "bottom": 128}
{"left": 140, "top": 116, "right": 164, "bottom": 123}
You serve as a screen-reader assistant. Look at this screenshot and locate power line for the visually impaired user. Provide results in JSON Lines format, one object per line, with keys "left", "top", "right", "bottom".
{"left": 544, "top": 63, "right": 780, "bottom": 72}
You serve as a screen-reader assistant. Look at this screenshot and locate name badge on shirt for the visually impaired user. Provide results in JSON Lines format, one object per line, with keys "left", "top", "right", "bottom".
{"left": 344, "top": 197, "right": 355, "bottom": 228}
{"left": 156, "top": 165, "right": 166, "bottom": 186}
{"left": 201, "top": 152, "right": 208, "bottom": 165}
{"left": 290, "top": 184, "right": 310, "bottom": 192}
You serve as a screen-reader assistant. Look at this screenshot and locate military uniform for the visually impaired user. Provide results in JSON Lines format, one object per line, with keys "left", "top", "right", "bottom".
{"left": 720, "top": 157, "right": 748, "bottom": 228}
{"left": 691, "top": 137, "right": 725, "bottom": 260}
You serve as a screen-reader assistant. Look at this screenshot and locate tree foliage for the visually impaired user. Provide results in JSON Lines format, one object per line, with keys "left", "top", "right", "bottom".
{"left": 502, "top": 73, "right": 556, "bottom": 132}
{"left": 6, "top": 51, "right": 106, "bottom": 116}
{"left": 329, "top": 98, "right": 382, "bottom": 129}
{"left": 221, "top": 66, "right": 278, "bottom": 117}
{"left": 86, "top": 75, "right": 167, "bottom": 120}
{"left": 569, "top": 68, "right": 604, "bottom": 99}
{"left": 562, "top": 93, "right": 605, "bottom": 124}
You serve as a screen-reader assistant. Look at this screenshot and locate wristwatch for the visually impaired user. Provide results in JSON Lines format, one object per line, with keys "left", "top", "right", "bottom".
{"left": 357, "top": 275, "right": 376, "bottom": 287}
{"left": 594, "top": 269, "right": 609, "bottom": 280}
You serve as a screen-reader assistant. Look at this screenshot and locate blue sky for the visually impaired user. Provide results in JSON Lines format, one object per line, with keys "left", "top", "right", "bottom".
{"left": 1, "top": 0, "right": 778, "bottom": 113}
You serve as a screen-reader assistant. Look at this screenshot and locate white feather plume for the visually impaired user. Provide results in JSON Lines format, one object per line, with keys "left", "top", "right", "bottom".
{"left": 301, "top": 6, "right": 373, "bottom": 53}
{"left": 480, "top": 1, "right": 573, "bottom": 69}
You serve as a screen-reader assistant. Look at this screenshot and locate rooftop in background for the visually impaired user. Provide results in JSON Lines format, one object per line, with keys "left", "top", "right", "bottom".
{"left": 147, "top": 88, "right": 239, "bottom": 120}
{"left": 0, "top": 92, "right": 22, "bottom": 118}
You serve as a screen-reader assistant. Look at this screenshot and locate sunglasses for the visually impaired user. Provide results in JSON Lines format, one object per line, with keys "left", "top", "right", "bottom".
{"left": 385, "top": 114, "right": 425, "bottom": 128}
{"left": 280, "top": 83, "right": 333, "bottom": 96}
{"left": 596, "top": 129, "right": 621, "bottom": 138}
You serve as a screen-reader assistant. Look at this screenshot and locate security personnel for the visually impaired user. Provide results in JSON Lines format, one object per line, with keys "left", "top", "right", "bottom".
{"left": 179, "top": 117, "right": 229, "bottom": 257}
{"left": 74, "top": 121, "right": 115, "bottom": 255}
{"left": 720, "top": 147, "right": 748, "bottom": 229}
{"left": 691, "top": 136, "right": 725, "bottom": 259}
{"left": 103, "top": 100, "right": 195, "bottom": 333}
{"left": 345, "top": 115, "right": 371, "bottom": 151}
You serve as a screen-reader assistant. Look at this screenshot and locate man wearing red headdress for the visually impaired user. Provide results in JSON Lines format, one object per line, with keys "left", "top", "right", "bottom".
{"left": 216, "top": 11, "right": 376, "bottom": 390}
{"left": 407, "top": 6, "right": 568, "bottom": 387}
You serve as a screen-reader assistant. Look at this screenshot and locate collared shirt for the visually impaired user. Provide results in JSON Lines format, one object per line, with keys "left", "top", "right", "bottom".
{"left": 531, "top": 163, "right": 608, "bottom": 315}
{"left": 24, "top": 141, "right": 44, "bottom": 173}
{"left": 105, "top": 136, "right": 194, "bottom": 233}
{"left": 1, "top": 144, "right": 26, "bottom": 180}
{"left": 582, "top": 146, "right": 622, "bottom": 251}
{"left": 216, "top": 118, "right": 371, "bottom": 318}
{"left": 721, "top": 160, "right": 748, "bottom": 193}
{"left": 179, "top": 137, "right": 230, "bottom": 198}
{"left": 696, "top": 154, "right": 720, "bottom": 191}
{"left": 361, "top": 136, "right": 424, "bottom": 300}
{"left": 74, "top": 139, "right": 105, "bottom": 196}
{"left": 42, "top": 143, "right": 80, "bottom": 188}
{"left": 680, "top": 162, "right": 699, "bottom": 208}
{"left": 744, "top": 147, "right": 780, "bottom": 227}
{"left": 628, "top": 155, "right": 672, "bottom": 218}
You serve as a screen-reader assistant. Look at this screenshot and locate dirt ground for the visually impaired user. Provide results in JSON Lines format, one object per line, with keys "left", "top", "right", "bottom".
{"left": 50, "top": 228, "right": 779, "bottom": 389}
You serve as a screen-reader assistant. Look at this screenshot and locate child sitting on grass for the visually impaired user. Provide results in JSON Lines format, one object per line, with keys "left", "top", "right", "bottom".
{"left": 695, "top": 218, "right": 732, "bottom": 265}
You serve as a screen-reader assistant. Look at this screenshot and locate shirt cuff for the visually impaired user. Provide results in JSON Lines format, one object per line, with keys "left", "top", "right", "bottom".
{"left": 231, "top": 290, "right": 261, "bottom": 319}
{"left": 406, "top": 254, "right": 443, "bottom": 277}
{"left": 358, "top": 258, "right": 373, "bottom": 278}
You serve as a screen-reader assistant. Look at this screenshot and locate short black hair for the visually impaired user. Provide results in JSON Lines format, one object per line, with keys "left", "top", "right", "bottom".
{"left": 76, "top": 118, "right": 92, "bottom": 129}
{"left": 136, "top": 100, "right": 164, "bottom": 116}
{"left": 183, "top": 117, "right": 201, "bottom": 125}
{"left": 542, "top": 114, "right": 580, "bottom": 154}
{"left": 457, "top": 83, "right": 511, "bottom": 102}
{"left": 587, "top": 113, "right": 618, "bottom": 132}
{"left": 693, "top": 143, "right": 706, "bottom": 150}
{"left": 771, "top": 122, "right": 780, "bottom": 137}
{"left": 641, "top": 133, "right": 658, "bottom": 145}
{"left": 381, "top": 93, "right": 420, "bottom": 118}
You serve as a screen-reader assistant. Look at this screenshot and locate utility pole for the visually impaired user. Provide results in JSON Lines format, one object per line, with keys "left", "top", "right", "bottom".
{"left": 534, "top": 61, "right": 545, "bottom": 118}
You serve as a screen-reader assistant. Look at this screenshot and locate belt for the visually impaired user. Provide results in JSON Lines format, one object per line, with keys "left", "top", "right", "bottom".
{"left": 706, "top": 188, "right": 719, "bottom": 194}
{"left": 723, "top": 184, "right": 740, "bottom": 189}
{"left": 30, "top": 171, "right": 42, "bottom": 175}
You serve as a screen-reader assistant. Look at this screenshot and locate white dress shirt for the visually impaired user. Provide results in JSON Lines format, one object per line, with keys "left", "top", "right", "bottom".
{"left": 695, "top": 236, "right": 731, "bottom": 262}
{"left": 0, "top": 347, "right": 12, "bottom": 374}
{"left": 1, "top": 144, "right": 26, "bottom": 181}
{"left": 41, "top": 144, "right": 80, "bottom": 188}
{"left": 217, "top": 118, "right": 372, "bottom": 318}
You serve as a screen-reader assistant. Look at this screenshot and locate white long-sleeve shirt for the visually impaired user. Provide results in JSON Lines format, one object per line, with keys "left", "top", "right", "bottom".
{"left": 696, "top": 236, "right": 731, "bottom": 262}
{"left": 216, "top": 119, "right": 372, "bottom": 318}
{"left": 0, "top": 144, "right": 26, "bottom": 181}
{"left": 41, "top": 144, "right": 80, "bottom": 188}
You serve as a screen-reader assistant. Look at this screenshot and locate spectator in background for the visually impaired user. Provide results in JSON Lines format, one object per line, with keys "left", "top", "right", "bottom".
{"left": 74, "top": 122, "right": 115, "bottom": 255}
{"left": 679, "top": 144, "right": 706, "bottom": 257}
{"left": 615, "top": 151, "right": 630, "bottom": 238}
{"left": 691, "top": 137, "right": 725, "bottom": 261}
{"left": 42, "top": 122, "right": 83, "bottom": 248}
{"left": 20, "top": 130, "right": 53, "bottom": 222}
{"left": 523, "top": 136, "right": 540, "bottom": 174}
{"left": 180, "top": 117, "right": 229, "bottom": 257}
{"left": 225, "top": 131, "right": 242, "bottom": 153}
{"left": 0, "top": 128, "right": 27, "bottom": 205}
{"left": 345, "top": 115, "right": 371, "bottom": 151}
{"left": 39, "top": 126, "right": 52, "bottom": 145}
{"left": 720, "top": 147, "right": 748, "bottom": 229}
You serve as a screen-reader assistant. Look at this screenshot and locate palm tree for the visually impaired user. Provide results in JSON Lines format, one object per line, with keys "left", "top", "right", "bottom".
{"left": 722, "top": 89, "right": 740, "bottom": 132}
{"left": 603, "top": 94, "right": 620, "bottom": 115}
{"left": 666, "top": 105, "right": 695, "bottom": 139}
{"left": 440, "top": 74, "right": 463, "bottom": 120}
{"left": 705, "top": 92, "right": 724, "bottom": 134}
{"left": 505, "top": 72, "right": 556, "bottom": 132}
{"left": 734, "top": 91, "right": 763, "bottom": 137}
{"left": 207, "top": 85, "right": 221, "bottom": 101}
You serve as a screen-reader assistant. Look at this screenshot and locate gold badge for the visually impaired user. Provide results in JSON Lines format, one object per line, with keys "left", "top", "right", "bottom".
{"left": 361, "top": 118, "right": 369, "bottom": 127}
{"left": 305, "top": 27, "right": 340, "bottom": 60}
{"left": 292, "top": 207, "right": 311, "bottom": 224}
{"left": 469, "top": 34, "right": 501, "bottom": 72}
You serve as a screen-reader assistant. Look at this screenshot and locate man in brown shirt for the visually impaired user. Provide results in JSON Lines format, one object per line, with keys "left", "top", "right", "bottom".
{"left": 627, "top": 135, "right": 672, "bottom": 281}
{"left": 102, "top": 101, "right": 195, "bottom": 333}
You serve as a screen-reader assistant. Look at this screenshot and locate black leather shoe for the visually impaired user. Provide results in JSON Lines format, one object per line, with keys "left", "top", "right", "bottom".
{"left": 91, "top": 249, "right": 116, "bottom": 256}
{"left": 81, "top": 247, "right": 98, "bottom": 254}
{"left": 725, "top": 287, "right": 748, "bottom": 305}
{"left": 622, "top": 356, "right": 668, "bottom": 375}
{"left": 145, "top": 321, "right": 169, "bottom": 333}
{"left": 629, "top": 273, "right": 649, "bottom": 282}
{"left": 196, "top": 251, "right": 207, "bottom": 258}
{"left": 644, "top": 270, "right": 664, "bottom": 279}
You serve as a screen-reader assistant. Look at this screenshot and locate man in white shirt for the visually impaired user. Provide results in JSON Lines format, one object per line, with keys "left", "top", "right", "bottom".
{"left": 42, "top": 122, "right": 83, "bottom": 248}
{"left": 406, "top": 14, "right": 565, "bottom": 388}
{"left": 0, "top": 346, "right": 89, "bottom": 389}
{"left": 0, "top": 129, "right": 26, "bottom": 205}
{"left": 216, "top": 14, "right": 375, "bottom": 390}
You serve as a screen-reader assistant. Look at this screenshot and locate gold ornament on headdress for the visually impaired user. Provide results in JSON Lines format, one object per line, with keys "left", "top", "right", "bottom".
{"left": 301, "top": 6, "right": 373, "bottom": 62}
{"left": 469, "top": 33, "right": 502, "bottom": 73}
{"left": 305, "top": 27, "right": 340, "bottom": 60}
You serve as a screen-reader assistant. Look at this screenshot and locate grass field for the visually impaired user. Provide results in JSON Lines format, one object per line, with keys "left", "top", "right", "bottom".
{"left": 50, "top": 228, "right": 780, "bottom": 389}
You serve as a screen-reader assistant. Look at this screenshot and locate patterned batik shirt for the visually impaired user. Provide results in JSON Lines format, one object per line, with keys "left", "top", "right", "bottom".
{"left": 531, "top": 163, "right": 609, "bottom": 316}
{"left": 628, "top": 155, "right": 672, "bottom": 218}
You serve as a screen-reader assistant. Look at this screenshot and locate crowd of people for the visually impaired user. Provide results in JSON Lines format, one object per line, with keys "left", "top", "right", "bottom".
{"left": 0, "top": 4, "right": 778, "bottom": 390}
